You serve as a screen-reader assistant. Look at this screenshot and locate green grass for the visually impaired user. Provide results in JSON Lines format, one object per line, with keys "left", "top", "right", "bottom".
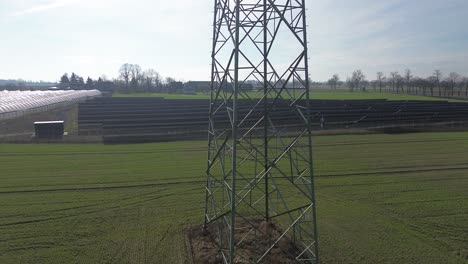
{"left": 113, "top": 91, "right": 466, "bottom": 102}
{"left": 1, "top": 132, "right": 468, "bottom": 263}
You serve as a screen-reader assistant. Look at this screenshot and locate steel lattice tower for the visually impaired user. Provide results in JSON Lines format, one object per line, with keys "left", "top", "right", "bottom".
{"left": 204, "top": 0, "right": 318, "bottom": 263}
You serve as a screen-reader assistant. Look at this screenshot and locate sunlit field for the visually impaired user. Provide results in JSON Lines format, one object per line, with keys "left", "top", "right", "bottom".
{"left": 1, "top": 132, "right": 467, "bottom": 263}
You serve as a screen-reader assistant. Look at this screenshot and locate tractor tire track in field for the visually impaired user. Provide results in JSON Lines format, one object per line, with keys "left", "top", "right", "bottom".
{"left": 1, "top": 179, "right": 161, "bottom": 188}
{"left": 378, "top": 197, "right": 467, "bottom": 206}
{"left": 413, "top": 212, "right": 468, "bottom": 219}
{"left": 1, "top": 243, "right": 56, "bottom": 255}
{"left": 318, "top": 165, "right": 468, "bottom": 178}
{"left": 0, "top": 187, "right": 172, "bottom": 220}
{"left": 0, "top": 204, "right": 129, "bottom": 228}
{"left": 0, "top": 234, "right": 48, "bottom": 244}
{"left": 1, "top": 164, "right": 467, "bottom": 196}
{"left": 1, "top": 136, "right": 466, "bottom": 157}
{"left": 314, "top": 137, "right": 468, "bottom": 147}
{"left": 0, "top": 186, "right": 203, "bottom": 228}
{"left": 317, "top": 176, "right": 468, "bottom": 190}
{"left": 0, "top": 148, "right": 205, "bottom": 157}
{"left": 318, "top": 161, "right": 468, "bottom": 174}
{"left": 0, "top": 204, "right": 102, "bottom": 220}
{"left": 0, "top": 180, "right": 205, "bottom": 195}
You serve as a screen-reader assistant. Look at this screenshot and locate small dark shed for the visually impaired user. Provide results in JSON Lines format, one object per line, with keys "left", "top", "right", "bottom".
{"left": 34, "top": 121, "right": 65, "bottom": 140}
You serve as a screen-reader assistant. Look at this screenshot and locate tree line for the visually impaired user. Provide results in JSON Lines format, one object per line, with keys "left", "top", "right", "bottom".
{"left": 58, "top": 64, "right": 183, "bottom": 93}
{"left": 328, "top": 69, "right": 468, "bottom": 98}
{"left": 5, "top": 65, "right": 467, "bottom": 99}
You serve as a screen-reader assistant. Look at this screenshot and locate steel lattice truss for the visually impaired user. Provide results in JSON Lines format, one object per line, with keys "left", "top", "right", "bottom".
{"left": 204, "top": 0, "right": 318, "bottom": 263}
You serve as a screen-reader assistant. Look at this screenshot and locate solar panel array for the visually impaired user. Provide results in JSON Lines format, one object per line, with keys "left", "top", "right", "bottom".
{"left": 78, "top": 97, "right": 468, "bottom": 143}
{"left": 0, "top": 90, "right": 102, "bottom": 120}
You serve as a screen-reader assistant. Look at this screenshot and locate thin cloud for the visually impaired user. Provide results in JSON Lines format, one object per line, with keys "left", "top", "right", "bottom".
{"left": 1, "top": 0, "right": 466, "bottom": 81}
{"left": 10, "top": 0, "right": 79, "bottom": 17}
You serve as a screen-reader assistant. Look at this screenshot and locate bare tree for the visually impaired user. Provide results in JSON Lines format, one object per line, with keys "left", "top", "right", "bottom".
{"left": 370, "top": 79, "right": 377, "bottom": 92}
{"left": 423, "top": 78, "right": 432, "bottom": 96}
{"left": 328, "top": 74, "right": 340, "bottom": 90}
{"left": 349, "top": 70, "right": 365, "bottom": 92}
{"left": 165, "top": 77, "right": 176, "bottom": 84}
{"left": 464, "top": 77, "right": 468, "bottom": 98}
{"left": 361, "top": 79, "right": 369, "bottom": 92}
{"left": 433, "top": 70, "right": 442, "bottom": 97}
{"left": 404, "top": 69, "right": 413, "bottom": 94}
{"left": 154, "top": 72, "right": 162, "bottom": 92}
{"left": 396, "top": 74, "right": 404, "bottom": 93}
{"left": 142, "top": 69, "right": 161, "bottom": 92}
{"left": 327, "top": 78, "right": 333, "bottom": 89}
{"left": 332, "top": 74, "right": 340, "bottom": 90}
{"left": 376, "top": 72, "right": 385, "bottom": 93}
{"left": 131, "top": 64, "right": 142, "bottom": 79}
{"left": 413, "top": 77, "right": 426, "bottom": 96}
{"left": 164, "top": 77, "right": 176, "bottom": 93}
{"left": 426, "top": 76, "right": 437, "bottom": 96}
{"left": 389, "top": 72, "right": 400, "bottom": 93}
{"left": 131, "top": 64, "right": 143, "bottom": 89}
{"left": 447, "top": 72, "right": 460, "bottom": 97}
{"left": 143, "top": 69, "right": 156, "bottom": 92}
{"left": 119, "top": 63, "right": 133, "bottom": 92}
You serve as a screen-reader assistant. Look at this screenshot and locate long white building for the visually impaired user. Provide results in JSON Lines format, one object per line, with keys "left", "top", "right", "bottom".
{"left": 0, "top": 90, "right": 101, "bottom": 120}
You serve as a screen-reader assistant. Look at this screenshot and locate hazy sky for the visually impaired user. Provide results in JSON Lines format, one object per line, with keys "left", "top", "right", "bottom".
{"left": 0, "top": 0, "right": 467, "bottom": 82}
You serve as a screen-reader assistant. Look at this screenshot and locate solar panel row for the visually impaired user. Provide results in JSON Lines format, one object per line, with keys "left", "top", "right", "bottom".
{"left": 78, "top": 97, "right": 468, "bottom": 143}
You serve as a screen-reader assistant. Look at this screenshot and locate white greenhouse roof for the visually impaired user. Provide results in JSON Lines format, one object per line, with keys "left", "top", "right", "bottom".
{"left": 0, "top": 90, "right": 101, "bottom": 115}
{"left": 34, "top": 121, "right": 64, "bottom": 125}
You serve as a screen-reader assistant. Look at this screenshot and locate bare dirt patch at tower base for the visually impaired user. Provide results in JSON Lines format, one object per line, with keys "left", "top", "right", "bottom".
{"left": 186, "top": 219, "right": 304, "bottom": 264}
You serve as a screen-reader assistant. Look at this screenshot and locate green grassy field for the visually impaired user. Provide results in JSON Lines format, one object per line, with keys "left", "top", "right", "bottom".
{"left": 113, "top": 91, "right": 466, "bottom": 102}
{"left": 1, "top": 132, "right": 467, "bottom": 263}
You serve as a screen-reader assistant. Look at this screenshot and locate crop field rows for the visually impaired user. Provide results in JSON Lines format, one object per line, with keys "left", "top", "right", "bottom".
{"left": 0, "top": 132, "right": 467, "bottom": 263}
